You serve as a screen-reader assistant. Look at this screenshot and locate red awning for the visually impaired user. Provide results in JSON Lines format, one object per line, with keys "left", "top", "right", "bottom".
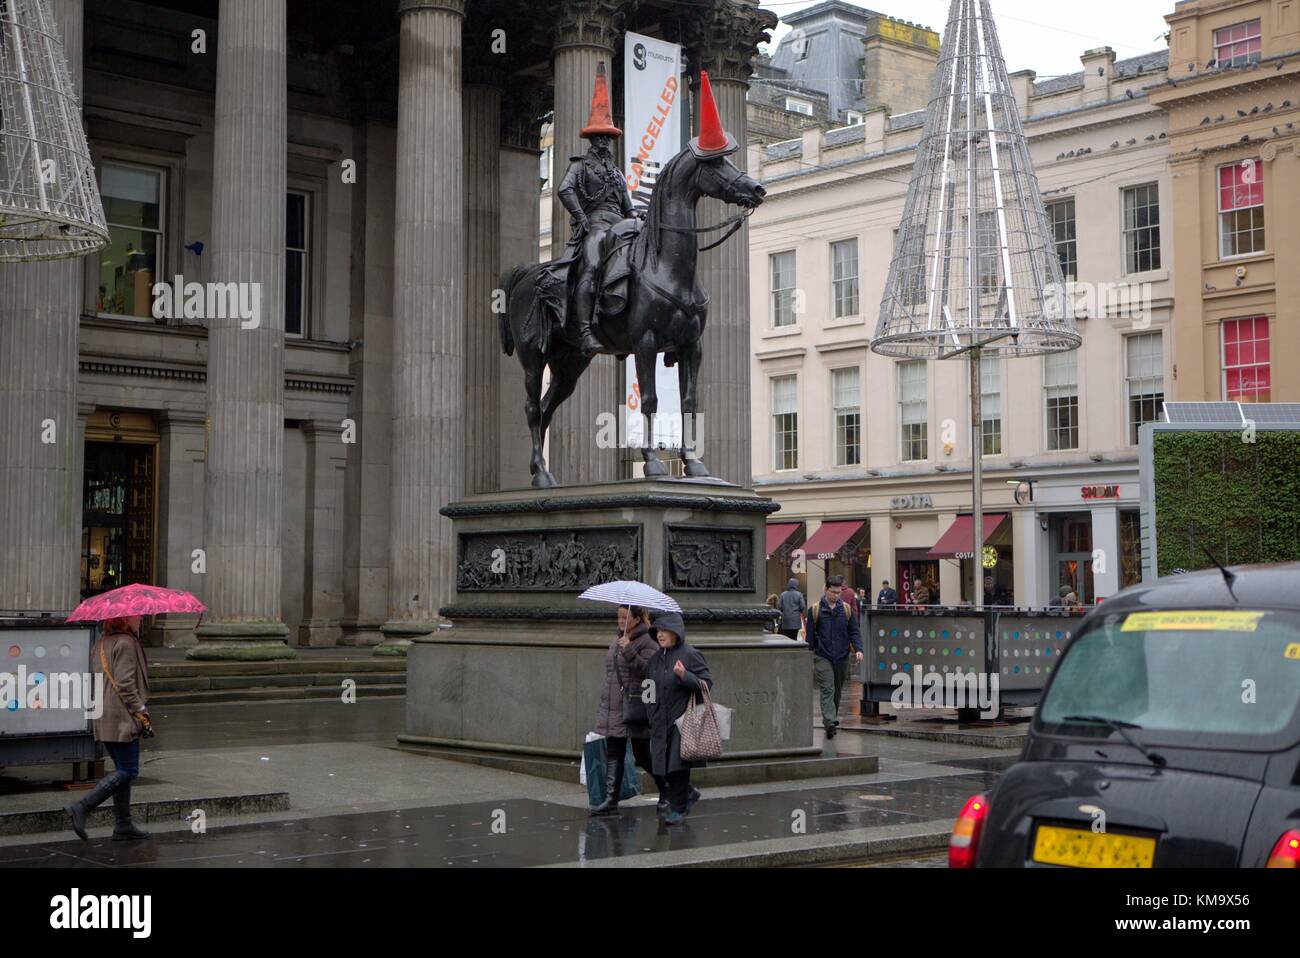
{"left": 802, "top": 519, "right": 866, "bottom": 559}
{"left": 765, "top": 522, "right": 801, "bottom": 558}
{"left": 928, "top": 513, "right": 1009, "bottom": 560}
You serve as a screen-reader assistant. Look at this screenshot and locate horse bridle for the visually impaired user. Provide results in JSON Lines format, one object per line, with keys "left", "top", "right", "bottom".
{"left": 655, "top": 159, "right": 756, "bottom": 252}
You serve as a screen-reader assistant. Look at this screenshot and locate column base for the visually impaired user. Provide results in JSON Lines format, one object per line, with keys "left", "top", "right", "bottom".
{"left": 374, "top": 620, "right": 439, "bottom": 657}
{"left": 297, "top": 620, "right": 343, "bottom": 648}
{"left": 188, "top": 622, "right": 296, "bottom": 661}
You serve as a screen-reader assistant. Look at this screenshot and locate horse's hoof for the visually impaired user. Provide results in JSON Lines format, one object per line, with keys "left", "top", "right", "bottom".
{"left": 683, "top": 460, "right": 711, "bottom": 478}
{"left": 643, "top": 459, "right": 669, "bottom": 478}
{"left": 532, "top": 471, "right": 558, "bottom": 489}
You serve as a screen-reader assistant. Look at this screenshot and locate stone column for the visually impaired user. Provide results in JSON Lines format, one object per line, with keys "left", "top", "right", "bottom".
{"left": 300, "top": 420, "right": 345, "bottom": 646}
{"left": 498, "top": 81, "right": 549, "bottom": 490}
{"left": 683, "top": 1, "right": 776, "bottom": 488}
{"left": 341, "top": 122, "right": 395, "bottom": 646}
{"left": 190, "top": 0, "right": 292, "bottom": 660}
{"left": 545, "top": 0, "right": 624, "bottom": 486}
{"left": 463, "top": 72, "right": 503, "bottom": 495}
{"left": 0, "top": 0, "right": 85, "bottom": 616}
{"left": 377, "top": 0, "right": 465, "bottom": 655}
{"left": 156, "top": 410, "right": 206, "bottom": 647}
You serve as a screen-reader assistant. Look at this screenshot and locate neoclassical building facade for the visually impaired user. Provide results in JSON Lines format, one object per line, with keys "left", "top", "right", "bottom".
{"left": 0, "top": 0, "right": 777, "bottom": 655}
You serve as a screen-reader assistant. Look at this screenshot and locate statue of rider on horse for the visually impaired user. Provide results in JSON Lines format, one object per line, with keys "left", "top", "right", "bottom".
{"left": 500, "top": 63, "right": 765, "bottom": 488}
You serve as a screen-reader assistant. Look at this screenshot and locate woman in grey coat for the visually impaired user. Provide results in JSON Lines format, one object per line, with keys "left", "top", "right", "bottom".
{"left": 590, "top": 605, "right": 658, "bottom": 815}
{"left": 644, "top": 609, "right": 713, "bottom": 826}
{"left": 777, "top": 578, "right": 806, "bottom": 639}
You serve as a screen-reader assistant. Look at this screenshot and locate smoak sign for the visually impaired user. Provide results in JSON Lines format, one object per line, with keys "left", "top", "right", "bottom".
{"left": 1081, "top": 484, "right": 1121, "bottom": 500}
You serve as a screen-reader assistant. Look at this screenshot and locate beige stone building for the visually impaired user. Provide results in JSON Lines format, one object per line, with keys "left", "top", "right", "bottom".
{"left": 750, "top": 41, "right": 1178, "bottom": 609}
{"left": 1152, "top": 0, "right": 1300, "bottom": 404}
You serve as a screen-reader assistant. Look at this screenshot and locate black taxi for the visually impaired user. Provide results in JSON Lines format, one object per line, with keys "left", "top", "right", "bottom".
{"left": 950, "top": 562, "right": 1300, "bottom": 868}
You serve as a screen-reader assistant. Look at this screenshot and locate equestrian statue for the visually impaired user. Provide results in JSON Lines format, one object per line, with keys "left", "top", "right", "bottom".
{"left": 499, "top": 64, "right": 766, "bottom": 488}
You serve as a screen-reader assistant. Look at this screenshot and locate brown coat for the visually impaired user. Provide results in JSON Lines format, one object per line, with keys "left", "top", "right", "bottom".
{"left": 594, "top": 620, "right": 656, "bottom": 739}
{"left": 92, "top": 630, "right": 149, "bottom": 743}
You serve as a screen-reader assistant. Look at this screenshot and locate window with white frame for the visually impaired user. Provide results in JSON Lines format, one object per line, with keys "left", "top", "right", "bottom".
{"left": 286, "top": 191, "right": 311, "bottom": 338}
{"left": 1125, "top": 332, "right": 1164, "bottom": 445}
{"left": 1214, "top": 19, "right": 1261, "bottom": 67}
{"left": 1218, "top": 159, "right": 1264, "bottom": 258}
{"left": 96, "top": 161, "right": 165, "bottom": 320}
{"left": 1044, "top": 351, "right": 1079, "bottom": 451}
{"left": 785, "top": 97, "right": 813, "bottom": 116}
{"left": 976, "top": 211, "right": 1000, "bottom": 294}
{"left": 771, "top": 251, "right": 797, "bottom": 327}
{"left": 1221, "top": 317, "right": 1271, "bottom": 402}
{"left": 831, "top": 239, "right": 859, "bottom": 318}
{"left": 793, "top": 35, "right": 810, "bottom": 62}
{"left": 1046, "top": 198, "right": 1077, "bottom": 281}
{"left": 898, "top": 361, "right": 928, "bottom": 462}
{"left": 833, "top": 367, "right": 861, "bottom": 467}
{"left": 843, "top": 110, "right": 864, "bottom": 125}
{"left": 1123, "top": 183, "right": 1161, "bottom": 274}
{"left": 772, "top": 375, "right": 799, "bottom": 471}
{"left": 980, "top": 354, "right": 1002, "bottom": 456}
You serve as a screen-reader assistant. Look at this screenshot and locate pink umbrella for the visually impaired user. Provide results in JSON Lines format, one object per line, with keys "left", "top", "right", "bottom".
{"left": 67, "top": 583, "right": 206, "bottom": 622}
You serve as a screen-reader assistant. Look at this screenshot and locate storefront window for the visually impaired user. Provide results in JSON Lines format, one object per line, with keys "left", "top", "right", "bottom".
{"left": 1050, "top": 513, "right": 1094, "bottom": 605}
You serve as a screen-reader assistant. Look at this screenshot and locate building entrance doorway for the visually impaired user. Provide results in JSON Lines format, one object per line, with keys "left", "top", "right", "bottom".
{"left": 81, "top": 412, "right": 158, "bottom": 599}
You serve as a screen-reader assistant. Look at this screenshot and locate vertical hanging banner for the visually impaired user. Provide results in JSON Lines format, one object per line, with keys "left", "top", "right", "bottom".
{"left": 623, "top": 32, "right": 683, "bottom": 452}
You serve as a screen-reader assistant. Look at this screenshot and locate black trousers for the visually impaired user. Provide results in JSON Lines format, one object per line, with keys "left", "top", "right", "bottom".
{"left": 606, "top": 735, "right": 652, "bottom": 792}
{"left": 664, "top": 769, "right": 692, "bottom": 813}
{"left": 779, "top": 627, "right": 801, "bottom": 640}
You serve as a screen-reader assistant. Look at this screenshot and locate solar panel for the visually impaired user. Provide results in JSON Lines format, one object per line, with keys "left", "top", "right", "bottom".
{"left": 1162, "top": 402, "right": 1244, "bottom": 425}
{"left": 1240, "top": 403, "right": 1300, "bottom": 426}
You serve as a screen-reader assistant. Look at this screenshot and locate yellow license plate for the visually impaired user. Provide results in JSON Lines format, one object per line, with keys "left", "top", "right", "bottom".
{"left": 1032, "top": 825, "right": 1156, "bottom": 868}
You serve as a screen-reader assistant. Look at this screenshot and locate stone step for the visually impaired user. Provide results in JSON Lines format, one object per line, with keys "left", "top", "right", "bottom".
{"left": 151, "top": 671, "right": 406, "bottom": 693}
{"left": 148, "top": 658, "right": 405, "bottom": 679}
{"left": 150, "top": 683, "right": 406, "bottom": 705}
{"left": 0, "top": 790, "right": 290, "bottom": 838}
{"left": 396, "top": 744, "right": 878, "bottom": 788}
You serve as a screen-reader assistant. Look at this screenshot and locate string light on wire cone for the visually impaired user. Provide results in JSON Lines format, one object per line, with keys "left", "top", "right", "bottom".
{"left": 0, "top": 0, "right": 107, "bottom": 262}
{"left": 872, "top": 0, "right": 1080, "bottom": 360}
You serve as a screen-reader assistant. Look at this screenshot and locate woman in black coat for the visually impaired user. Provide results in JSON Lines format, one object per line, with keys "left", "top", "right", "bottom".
{"left": 644, "top": 609, "right": 713, "bottom": 826}
{"left": 590, "top": 605, "right": 658, "bottom": 815}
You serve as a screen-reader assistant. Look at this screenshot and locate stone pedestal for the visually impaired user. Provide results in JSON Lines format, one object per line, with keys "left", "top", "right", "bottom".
{"left": 401, "top": 479, "right": 816, "bottom": 759}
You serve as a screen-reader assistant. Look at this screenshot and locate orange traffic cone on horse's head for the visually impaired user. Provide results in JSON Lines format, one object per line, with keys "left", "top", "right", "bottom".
{"left": 581, "top": 61, "right": 622, "bottom": 138}
{"left": 688, "top": 70, "right": 739, "bottom": 158}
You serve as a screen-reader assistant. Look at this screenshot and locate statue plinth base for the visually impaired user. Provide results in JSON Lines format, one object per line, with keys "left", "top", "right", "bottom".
{"left": 402, "top": 479, "right": 815, "bottom": 759}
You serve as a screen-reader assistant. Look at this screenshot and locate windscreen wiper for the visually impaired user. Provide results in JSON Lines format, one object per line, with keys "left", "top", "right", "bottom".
{"left": 1063, "top": 715, "right": 1168, "bottom": 768}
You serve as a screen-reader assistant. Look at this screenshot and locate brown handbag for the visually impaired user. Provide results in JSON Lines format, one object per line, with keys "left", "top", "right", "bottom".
{"left": 678, "top": 682, "right": 723, "bottom": 761}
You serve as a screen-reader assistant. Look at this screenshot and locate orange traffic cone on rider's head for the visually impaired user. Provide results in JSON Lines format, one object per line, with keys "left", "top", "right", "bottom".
{"left": 581, "top": 61, "right": 622, "bottom": 139}
{"left": 688, "top": 69, "right": 739, "bottom": 158}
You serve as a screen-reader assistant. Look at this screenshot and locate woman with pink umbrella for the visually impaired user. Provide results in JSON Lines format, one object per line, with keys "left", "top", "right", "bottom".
{"left": 62, "top": 583, "right": 204, "bottom": 841}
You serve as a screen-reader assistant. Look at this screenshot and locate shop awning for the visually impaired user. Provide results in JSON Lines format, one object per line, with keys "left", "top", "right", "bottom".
{"left": 765, "top": 522, "right": 802, "bottom": 559}
{"left": 928, "top": 513, "right": 1009, "bottom": 560}
{"left": 803, "top": 519, "right": 866, "bottom": 559}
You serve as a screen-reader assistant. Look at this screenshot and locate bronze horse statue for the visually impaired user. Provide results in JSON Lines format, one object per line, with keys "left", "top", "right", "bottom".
{"left": 499, "top": 82, "right": 765, "bottom": 488}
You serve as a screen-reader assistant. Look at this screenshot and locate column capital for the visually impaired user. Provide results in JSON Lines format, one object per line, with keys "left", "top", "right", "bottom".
{"left": 398, "top": 0, "right": 466, "bottom": 18}
{"left": 682, "top": 0, "right": 778, "bottom": 85}
{"left": 551, "top": 0, "right": 628, "bottom": 56}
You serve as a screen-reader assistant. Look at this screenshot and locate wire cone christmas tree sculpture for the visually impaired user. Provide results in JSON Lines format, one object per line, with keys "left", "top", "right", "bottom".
{"left": 0, "top": 0, "right": 107, "bottom": 261}
{"left": 873, "top": 0, "right": 1078, "bottom": 359}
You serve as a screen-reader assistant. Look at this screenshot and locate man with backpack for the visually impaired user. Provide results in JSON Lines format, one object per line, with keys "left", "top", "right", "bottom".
{"left": 804, "top": 575, "right": 862, "bottom": 739}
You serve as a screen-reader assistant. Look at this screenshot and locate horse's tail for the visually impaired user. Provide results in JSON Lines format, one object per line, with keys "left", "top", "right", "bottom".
{"left": 499, "top": 264, "right": 528, "bottom": 356}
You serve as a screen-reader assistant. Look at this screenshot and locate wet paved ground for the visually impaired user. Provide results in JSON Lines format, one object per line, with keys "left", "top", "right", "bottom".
{"left": 0, "top": 768, "right": 999, "bottom": 867}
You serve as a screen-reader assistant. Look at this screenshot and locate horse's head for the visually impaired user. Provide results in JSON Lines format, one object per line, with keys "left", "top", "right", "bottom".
{"left": 693, "top": 153, "right": 766, "bottom": 210}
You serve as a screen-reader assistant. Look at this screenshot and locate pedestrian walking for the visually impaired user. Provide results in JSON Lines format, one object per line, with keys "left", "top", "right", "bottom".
{"left": 644, "top": 609, "right": 712, "bottom": 826}
{"left": 804, "top": 576, "right": 862, "bottom": 740}
{"left": 876, "top": 580, "right": 899, "bottom": 606}
{"left": 777, "top": 577, "right": 806, "bottom": 640}
{"left": 65, "top": 615, "right": 152, "bottom": 841}
{"left": 590, "top": 605, "right": 659, "bottom": 816}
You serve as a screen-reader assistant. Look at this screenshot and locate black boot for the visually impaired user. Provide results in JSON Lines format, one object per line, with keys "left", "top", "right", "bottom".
{"left": 590, "top": 755, "right": 624, "bottom": 816}
{"left": 111, "top": 777, "right": 149, "bottom": 841}
{"left": 65, "top": 771, "right": 126, "bottom": 841}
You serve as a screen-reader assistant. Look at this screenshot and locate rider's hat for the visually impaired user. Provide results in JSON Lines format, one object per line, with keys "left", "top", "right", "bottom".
{"left": 580, "top": 62, "right": 623, "bottom": 139}
{"left": 687, "top": 70, "right": 739, "bottom": 159}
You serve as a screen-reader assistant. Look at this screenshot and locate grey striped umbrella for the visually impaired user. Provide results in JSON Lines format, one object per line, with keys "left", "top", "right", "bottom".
{"left": 578, "top": 580, "right": 681, "bottom": 613}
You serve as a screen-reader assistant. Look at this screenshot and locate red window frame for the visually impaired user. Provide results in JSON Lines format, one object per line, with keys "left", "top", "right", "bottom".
{"left": 1221, "top": 317, "right": 1271, "bottom": 403}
